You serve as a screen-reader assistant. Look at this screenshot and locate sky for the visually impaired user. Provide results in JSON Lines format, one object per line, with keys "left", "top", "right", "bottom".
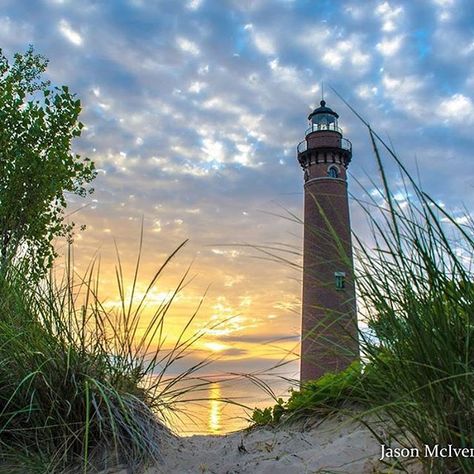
{"left": 1, "top": 0, "right": 473, "bottom": 378}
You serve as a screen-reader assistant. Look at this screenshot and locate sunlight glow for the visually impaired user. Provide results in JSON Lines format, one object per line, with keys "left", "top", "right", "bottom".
{"left": 209, "top": 383, "right": 221, "bottom": 434}
{"left": 204, "top": 342, "right": 229, "bottom": 352}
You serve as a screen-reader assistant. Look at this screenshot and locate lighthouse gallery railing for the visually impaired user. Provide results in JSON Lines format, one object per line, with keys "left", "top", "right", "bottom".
{"left": 297, "top": 136, "right": 352, "bottom": 154}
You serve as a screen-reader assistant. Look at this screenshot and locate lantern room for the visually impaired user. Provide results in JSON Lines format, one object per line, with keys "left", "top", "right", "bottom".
{"left": 307, "top": 100, "right": 341, "bottom": 133}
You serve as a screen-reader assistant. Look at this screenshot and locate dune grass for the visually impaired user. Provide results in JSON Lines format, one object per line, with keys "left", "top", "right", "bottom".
{"left": 354, "top": 128, "right": 474, "bottom": 473}
{"left": 251, "top": 122, "right": 473, "bottom": 473}
{"left": 0, "top": 233, "right": 214, "bottom": 473}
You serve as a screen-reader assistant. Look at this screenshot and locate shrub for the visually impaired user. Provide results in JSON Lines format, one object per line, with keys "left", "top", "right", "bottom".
{"left": 0, "top": 46, "right": 95, "bottom": 280}
{"left": 251, "top": 362, "right": 364, "bottom": 425}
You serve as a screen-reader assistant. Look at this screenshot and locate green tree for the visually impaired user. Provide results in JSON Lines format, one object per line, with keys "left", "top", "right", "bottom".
{"left": 0, "top": 46, "right": 96, "bottom": 279}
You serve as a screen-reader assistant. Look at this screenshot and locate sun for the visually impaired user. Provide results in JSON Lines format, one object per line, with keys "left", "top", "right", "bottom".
{"left": 204, "top": 341, "right": 229, "bottom": 352}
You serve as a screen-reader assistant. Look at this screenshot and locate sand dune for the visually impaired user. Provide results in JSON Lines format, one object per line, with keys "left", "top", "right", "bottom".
{"left": 132, "top": 415, "right": 422, "bottom": 474}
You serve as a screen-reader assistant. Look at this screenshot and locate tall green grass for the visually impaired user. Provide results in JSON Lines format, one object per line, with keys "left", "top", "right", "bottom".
{"left": 252, "top": 116, "right": 473, "bottom": 473}
{"left": 0, "top": 233, "right": 213, "bottom": 473}
{"left": 353, "top": 126, "right": 474, "bottom": 473}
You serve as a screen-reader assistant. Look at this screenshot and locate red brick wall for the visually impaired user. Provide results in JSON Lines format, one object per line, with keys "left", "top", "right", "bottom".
{"left": 300, "top": 161, "right": 359, "bottom": 382}
{"left": 307, "top": 131, "right": 341, "bottom": 149}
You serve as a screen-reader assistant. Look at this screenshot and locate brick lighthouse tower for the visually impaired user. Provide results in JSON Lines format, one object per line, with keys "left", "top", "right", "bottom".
{"left": 297, "top": 99, "right": 359, "bottom": 382}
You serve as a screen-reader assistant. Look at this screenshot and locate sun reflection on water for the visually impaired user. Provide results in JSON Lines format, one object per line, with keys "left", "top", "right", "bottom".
{"left": 209, "top": 382, "right": 222, "bottom": 434}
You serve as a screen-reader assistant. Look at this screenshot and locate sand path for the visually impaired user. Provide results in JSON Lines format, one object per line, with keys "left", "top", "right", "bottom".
{"left": 145, "top": 415, "right": 400, "bottom": 473}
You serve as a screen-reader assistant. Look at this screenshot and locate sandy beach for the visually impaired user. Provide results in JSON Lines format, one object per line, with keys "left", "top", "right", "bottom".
{"left": 126, "top": 415, "right": 422, "bottom": 474}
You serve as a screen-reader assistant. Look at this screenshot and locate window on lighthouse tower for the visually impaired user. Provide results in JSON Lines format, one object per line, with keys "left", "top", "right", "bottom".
{"left": 328, "top": 166, "right": 338, "bottom": 178}
{"left": 335, "top": 272, "right": 346, "bottom": 290}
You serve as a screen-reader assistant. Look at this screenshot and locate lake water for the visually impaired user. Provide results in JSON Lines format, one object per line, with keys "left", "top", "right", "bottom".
{"left": 161, "top": 376, "right": 297, "bottom": 436}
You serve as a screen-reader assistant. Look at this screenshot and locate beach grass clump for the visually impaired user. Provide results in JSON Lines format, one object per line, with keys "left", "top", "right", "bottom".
{"left": 251, "top": 117, "right": 473, "bottom": 472}
{"left": 351, "top": 126, "right": 474, "bottom": 473}
{"left": 0, "top": 238, "right": 208, "bottom": 473}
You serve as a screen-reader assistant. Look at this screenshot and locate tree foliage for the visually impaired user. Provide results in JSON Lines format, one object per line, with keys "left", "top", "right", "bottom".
{"left": 0, "top": 46, "right": 96, "bottom": 279}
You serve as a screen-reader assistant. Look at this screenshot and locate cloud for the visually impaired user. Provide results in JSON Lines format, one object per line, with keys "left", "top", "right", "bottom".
{"left": 437, "top": 94, "right": 474, "bottom": 122}
{"left": 58, "top": 19, "right": 83, "bottom": 46}
{"left": 381, "top": 73, "right": 428, "bottom": 116}
{"left": 188, "top": 81, "right": 206, "bottom": 93}
{"left": 253, "top": 31, "right": 276, "bottom": 55}
{"left": 376, "top": 35, "right": 403, "bottom": 56}
{"left": 201, "top": 138, "right": 225, "bottom": 164}
{"left": 375, "top": 2, "right": 404, "bottom": 32}
{"left": 176, "top": 37, "right": 200, "bottom": 55}
{"left": 356, "top": 84, "right": 378, "bottom": 99}
{"left": 245, "top": 24, "right": 276, "bottom": 55}
{"left": 187, "top": 0, "right": 204, "bottom": 10}
{"left": 220, "top": 334, "right": 299, "bottom": 344}
{"left": 433, "top": 0, "right": 455, "bottom": 6}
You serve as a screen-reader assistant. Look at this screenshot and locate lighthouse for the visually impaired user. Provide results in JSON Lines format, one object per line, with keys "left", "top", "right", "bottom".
{"left": 297, "top": 99, "right": 359, "bottom": 383}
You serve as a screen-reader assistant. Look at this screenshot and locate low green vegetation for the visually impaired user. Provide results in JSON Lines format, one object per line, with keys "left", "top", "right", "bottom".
{"left": 0, "top": 238, "right": 212, "bottom": 473}
{"left": 252, "top": 124, "right": 474, "bottom": 473}
{"left": 251, "top": 361, "right": 366, "bottom": 425}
